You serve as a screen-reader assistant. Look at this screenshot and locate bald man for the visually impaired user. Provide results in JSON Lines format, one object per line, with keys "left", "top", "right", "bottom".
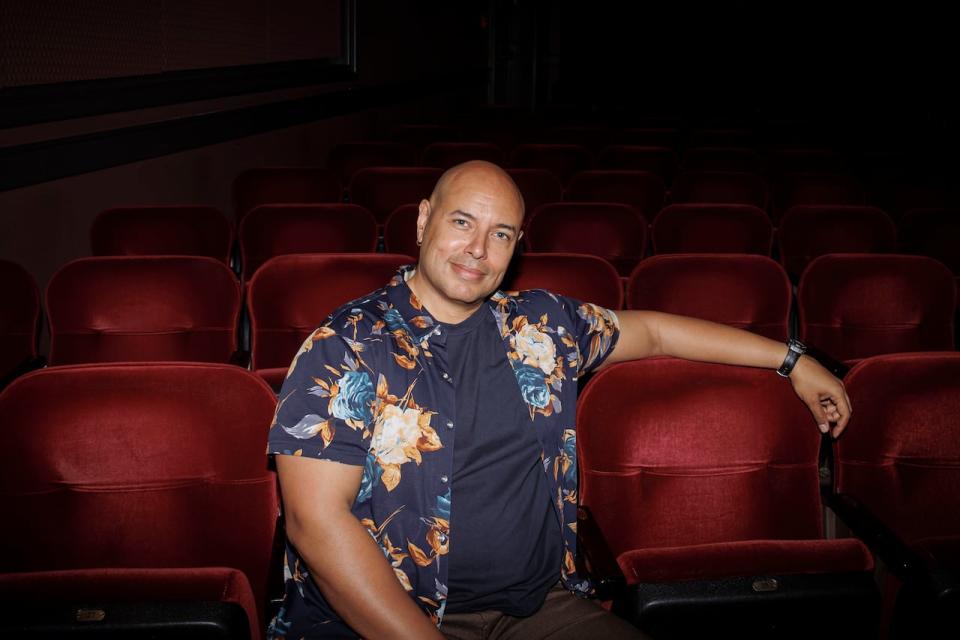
{"left": 267, "top": 161, "right": 850, "bottom": 639}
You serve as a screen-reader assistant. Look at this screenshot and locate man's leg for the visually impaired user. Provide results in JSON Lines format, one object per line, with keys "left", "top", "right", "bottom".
{"left": 440, "top": 610, "right": 497, "bottom": 640}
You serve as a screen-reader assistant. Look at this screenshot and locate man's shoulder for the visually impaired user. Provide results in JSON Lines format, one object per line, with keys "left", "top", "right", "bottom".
{"left": 496, "top": 287, "right": 580, "bottom": 314}
{"left": 323, "top": 281, "right": 398, "bottom": 328}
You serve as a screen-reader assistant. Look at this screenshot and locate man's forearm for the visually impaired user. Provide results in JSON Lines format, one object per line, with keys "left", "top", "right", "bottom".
{"left": 287, "top": 510, "right": 445, "bottom": 639}
{"left": 651, "top": 311, "right": 787, "bottom": 369}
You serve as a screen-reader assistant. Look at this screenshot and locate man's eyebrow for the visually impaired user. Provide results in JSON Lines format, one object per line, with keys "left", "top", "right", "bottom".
{"left": 448, "top": 209, "right": 518, "bottom": 234}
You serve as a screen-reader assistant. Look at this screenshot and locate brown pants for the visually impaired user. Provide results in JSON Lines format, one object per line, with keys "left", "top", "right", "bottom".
{"left": 440, "top": 583, "right": 650, "bottom": 640}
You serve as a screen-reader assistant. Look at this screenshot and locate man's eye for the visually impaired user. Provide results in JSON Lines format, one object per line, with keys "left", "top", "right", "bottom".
{"left": 494, "top": 232, "right": 511, "bottom": 241}
{"left": 453, "top": 218, "right": 468, "bottom": 226}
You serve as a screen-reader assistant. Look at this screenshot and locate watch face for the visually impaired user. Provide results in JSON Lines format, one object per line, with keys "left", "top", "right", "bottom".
{"left": 790, "top": 339, "right": 806, "bottom": 353}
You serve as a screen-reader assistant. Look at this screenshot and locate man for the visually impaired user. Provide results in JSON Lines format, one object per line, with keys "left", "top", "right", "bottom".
{"left": 267, "top": 161, "right": 850, "bottom": 639}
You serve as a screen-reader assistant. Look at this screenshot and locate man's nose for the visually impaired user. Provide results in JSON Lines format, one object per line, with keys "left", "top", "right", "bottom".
{"left": 465, "top": 231, "right": 487, "bottom": 260}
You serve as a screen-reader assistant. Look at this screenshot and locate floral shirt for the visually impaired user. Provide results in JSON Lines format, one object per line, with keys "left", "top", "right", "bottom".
{"left": 267, "top": 266, "right": 620, "bottom": 637}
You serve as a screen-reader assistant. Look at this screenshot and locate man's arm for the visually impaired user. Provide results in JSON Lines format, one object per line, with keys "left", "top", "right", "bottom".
{"left": 600, "top": 310, "right": 852, "bottom": 437}
{"left": 277, "top": 455, "right": 445, "bottom": 640}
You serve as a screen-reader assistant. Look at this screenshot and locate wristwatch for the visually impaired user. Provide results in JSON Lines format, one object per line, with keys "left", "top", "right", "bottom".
{"left": 776, "top": 339, "right": 807, "bottom": 377}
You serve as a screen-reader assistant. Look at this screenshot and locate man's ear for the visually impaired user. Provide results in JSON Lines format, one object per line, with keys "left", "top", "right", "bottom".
{"left": 416, "top": 199, "right": 431, "bottom": 244}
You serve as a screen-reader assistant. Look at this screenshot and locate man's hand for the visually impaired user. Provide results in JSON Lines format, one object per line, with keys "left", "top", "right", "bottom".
{"left": 788, "top": 355, "right": 852, "bottom": 438}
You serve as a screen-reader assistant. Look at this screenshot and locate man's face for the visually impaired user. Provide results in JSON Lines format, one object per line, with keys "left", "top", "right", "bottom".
{"left": 413, "top": 169, "right": 524, "bottom": 322}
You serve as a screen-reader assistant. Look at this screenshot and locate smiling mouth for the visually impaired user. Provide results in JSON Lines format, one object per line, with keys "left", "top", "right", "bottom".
{"left": 451, "top": 263, "right": 487, "bottom": 280}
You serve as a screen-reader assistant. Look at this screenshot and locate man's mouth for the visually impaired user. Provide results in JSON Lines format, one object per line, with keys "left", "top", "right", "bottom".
{"left": 451, "top": 263, "right": 487, "bottom": 280}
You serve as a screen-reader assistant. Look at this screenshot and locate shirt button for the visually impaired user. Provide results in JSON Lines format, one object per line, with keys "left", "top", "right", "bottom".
{"left": 441, "top": 372, "right": 449, "bottom": 379}
{"left": 446, "top": 420, "right": 454, "bottom": 429}
{"left": 440, "top": 475, "right": 449, "bottom": 483}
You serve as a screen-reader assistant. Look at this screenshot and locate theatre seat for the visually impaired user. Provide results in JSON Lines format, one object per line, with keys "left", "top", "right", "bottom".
{"left": 247, "top": 253, "right": 413, "bottom": 390}
{"left": 505, "top": 168, "right": 564, "bottom": 218}
{"left": 898, "top": 208, "right": 960, "bottom": 274}
{"left": 383, "top": 204, "right": 420, "bottom": 259}
{"left": 577, "top": 358, "right": 878, "bottom": 638}
{"left": 91, "top": 206, "right": 233, "bottom": 264}
{"left": 798, "top": 254, "right": 956, "bottom": 362}
{"left": 510, "top": 143, "right": 593, "bottom": 185}
{"left": 348, "top": 167, "right": 443, "bottom": 223}
{"left": 501, "top": 252, "right": 623, "bottom": 310}
{"left": 326, "top": 141, "right": 418, "bottom": 185}
{"left": 626, "top": 254, "right": 791, "bottom": 341}
{"left": 564, "top": 170, "right": 666, "bottom": 219}
{"left": 233, "top": 167, "right": 342, "bottom": 223}
{"left": 596, "top": 146, "right": 679, "bottom": 185}
{"left": 46, "top": 256, "right": 241, "bottom": 365}
{"left": 0, "top": 363, "right": 280, "bottom": 635}
{"left": 670, "top": 171, "right": 768, "bottom": 210}
{"left": 772, "top": 173, "right": 866, "bottom": 223}
{"left": 238, "top": 204, "right": 378, "bottom": 279}
{"left": 0, "top": 260, "right": 42, "bottom": 389}
{"left": 651, "top": 203, "right": 773, "bottom": 255}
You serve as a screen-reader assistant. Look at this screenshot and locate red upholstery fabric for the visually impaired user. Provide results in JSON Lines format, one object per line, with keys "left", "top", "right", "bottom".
{"left": 626, "top": 254, "right": 791, "bottom": 340}
{"left": 777, "top": 205, "right": 897, "bottom": 280}
{"left": 837, "top": 353, "right": 960, "bottom": 569}
{"left": 233, "top": 167, "right": 341, "bottom": 223}
{"left": 0, "top": 259, "right": 39, "bottom": 382}
{"left": 510, "top": 143, "right": 593, "bottom": 185}
{"left": 238, "top": 204, "right": 378, "bottom": 279}
{"left": 620, "top": 539, "right": 872, "bottom": 584}
{"left": 421, "top": 142, "right": 504, "bottom": 169}
{"left": 798, "top": 254, "right": 956, "bottom": 361}
{"left": 772, "top": 173, "right": 865, "bottom": 223}
{"left": 348, "top": 167, "right": 444, "bottom": 223}
{"left": 247, "top": 253, "right": 413, "bottom": 389}
{"left": 524, "top": 203, "right": 647, "bottom": 277}
{"left": 651, "top": 203, "right": 773, "bottom": 255}
{"left": 0, "top": 363, "right": 279, "bottom": 630}
{"left": 899, "top": 208, "right": 960, "bottom": 274}
{"left": 670, "top": 171, "right": 768, "bottom": 209}
{"left": 564, "top": 170, "right": 666, "bottom": 219}
{"left": 505, "top": 168, "right": 564, "bottom": 218}
{"left": 501, "top": 252, "right": 624, "bottom": 310}
{"left": 577, "top": 358, "right": 836, "bottom": 560}
{"left": 326, "top": 141, "right": 417, "bottom": 185}
{"left": 681, "top": 147, "right": 762, "bottom": 174}
{"left": 0, "top": 567, "right": 262, "bottom": 640}
{"left": 596, "top": 146, "right": 679, "bottom": 185}
{"left": 383, "top": 204, "right": 421, "bottom": 259}
{"left": 91, "top": 206, "right": 233, "bottom": 264}
{"left": 46, "top": 256, "right": 241, "bottom": 365}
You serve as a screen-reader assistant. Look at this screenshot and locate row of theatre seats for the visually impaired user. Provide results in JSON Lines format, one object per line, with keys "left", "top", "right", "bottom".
{"left": 2, "top": 353, "right": 958, "bottom": 638}
{"left": 2, "top": 250, "right": 957, "bottom": 392}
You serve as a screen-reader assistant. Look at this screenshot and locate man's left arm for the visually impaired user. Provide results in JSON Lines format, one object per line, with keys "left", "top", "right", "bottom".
{"left": 601, "top": 310, "right": 852, "bottom": 437}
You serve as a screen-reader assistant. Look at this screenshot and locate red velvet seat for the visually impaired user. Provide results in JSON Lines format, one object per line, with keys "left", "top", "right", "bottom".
{"left": 382, "top": 203, "right": 420, "bottom": 259}
{"left": 505, "top": 168, "right": 564, "bottom": 219}
{"left": 777, "top": 205, "right": 898, "bottom": 281}
{"left": 247, "top": 253, "right": 413, "bottom": 390}
{"left": 421, "top": 142, "right": 504, "bottom": 169}
{"left": 524, "top": 203, "right": 647, "bottom": 277}
{"left": 91, "top": 206, "right": 233, "bottom": 264}
{"left": 670, "top": 170, "right": 768, "bottom": 209}
{"left": 626, "top": 254, "right": 790, "bottom": 341}
{"left": 577, "top": 358, "right": 877, "bottom": 637}
{"left": 348, "top": 167, "right": 444, "bottom": 223}
{"left": 238, "top": 204, "right": 378, "bottom": 279}
{"left": 500, "top": 252, "right": 624, "bottom": 310}
{"left": 233, "top": 167, "right": 342, "bottom": 223}
{"left": 596, "top": 146, "right": 679, "bottom": 185}
{"left": 651, "top": 203, "right": 773, "bottom": 255}
{"left": 46, "top": 256, "right": 241, "bottom": 365}
{"left": 798, "top": 254, "right": 956, "bottom": 362}
{"left": 899, "top": 208, "right": 960, "bottom": 274}
{"left": 0, "top": 363, "right": 280, "bottom": 635}
{"left": 0, "top": 567, "right": 260, "bottom": 640}
{"left": 0, "top": 260, "right": 40, "bottom": 388}
{"left": 326, "top": 141, "right": 418, "bottom": 185}
{"left": 564, "top": 170, "right": 666, "bottom": 219}
{"left": 681, "top": 147, "right": 763, "bottom": 174}
{"left": 772, "top": 173, "right": 866, "bottom": 223}
{"left": 510, "top": 143, "right": 593, "bottom": 185}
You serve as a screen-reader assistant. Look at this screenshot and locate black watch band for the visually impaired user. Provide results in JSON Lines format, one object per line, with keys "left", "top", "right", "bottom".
{"left": 777, "top": 339, "right": 807, "bottom": 377}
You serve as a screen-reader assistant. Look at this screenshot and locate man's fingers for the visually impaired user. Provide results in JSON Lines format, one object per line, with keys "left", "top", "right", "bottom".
{"left": 807, "top": 399, "right": 830, "bottom": 434}
{"left": 832, "top": 389, "right": 853, "bottom": 438}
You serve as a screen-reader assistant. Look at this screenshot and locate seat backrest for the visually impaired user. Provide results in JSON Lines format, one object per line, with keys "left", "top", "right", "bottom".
{"left": 596, "top": 146, "right": 678, "bottom": 185}
{"left": 772, "top": 172, "right": 865, "bottom": 223}
{"left": 46, "top": 256, "right": 240, "bottom": 365}
{"left": 0, "top": 260, "right": 40, "bottom": 383}
{"left": 577, "top": 357, "right": 823, "bottom": 558}
{"left": 0, "top": 363, "right": 279, "bottom": 628}
{"left": 505, "top": 168, "right": 564, "bottom": 218}
{"left": 681, "top": 147, "right": 763, "bottom": 174}
{"left": 510, "top": 143, "right": 593, "bottom": 185}
{"left": 836, "top": 353, "right": 960, "bottom": 548}
{"left": 777, "top": 205, "right": 897, "bottom": 281}
{"left": 238, "top": 204, "right": 378, "bottom": 279}
{"left": 670, "top": 170, "right": 768, "bottom": 209}
{"left": 524, "top": 202, "right": 647, "bottom": 276}
{"left": 652, "top": 203, "right": 773, "bottom": 255}
{"left": 233, "top": 167, "right": 341, "bottom": 223}
{"left": 348, "top": 167, "right": 444, "bottom": 223}
{"left": 91, "top": 206, "right": 233, "bottom": 264}
{"left": 383, "top": 204, "right": 421, "bottom": 259}
{"left": 501, "top": 252, "right": 624, "bottom": 310}
{"left": 326, "top": 141, "right": 418, "bottom": 185}
{"left": 899, "top": 208, "right": 960, "bottom": 275}
{"left": 564, "top": 170, "right": 666, "bottom": 218}
{"left": 247, "top": 253, "right": 413, "bottom": 388}
{"left": 798, "top": 254, "right": 956, "bottom": 361}
{"left": 626, "top": 254, "right": 791, "bottom": 341}
{"left": 421, "top": 142, "right": 504, "bottom": 169}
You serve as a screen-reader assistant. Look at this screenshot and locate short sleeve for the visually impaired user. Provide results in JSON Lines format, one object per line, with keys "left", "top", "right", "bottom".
{"left": 560, "top": 297, "right": 621, "bottom": 376}
{"left": 267, "top": 326, "right": 374, "bottom": 465}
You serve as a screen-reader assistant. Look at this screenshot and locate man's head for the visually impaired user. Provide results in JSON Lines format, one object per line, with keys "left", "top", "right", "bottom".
{"left": 408, "top": 160, "right": 525, "bottom": 323}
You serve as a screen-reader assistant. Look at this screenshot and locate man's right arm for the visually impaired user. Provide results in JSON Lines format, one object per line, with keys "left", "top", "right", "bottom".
{"left": 277, "top": 455, "right": 445, "bottom": 640}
